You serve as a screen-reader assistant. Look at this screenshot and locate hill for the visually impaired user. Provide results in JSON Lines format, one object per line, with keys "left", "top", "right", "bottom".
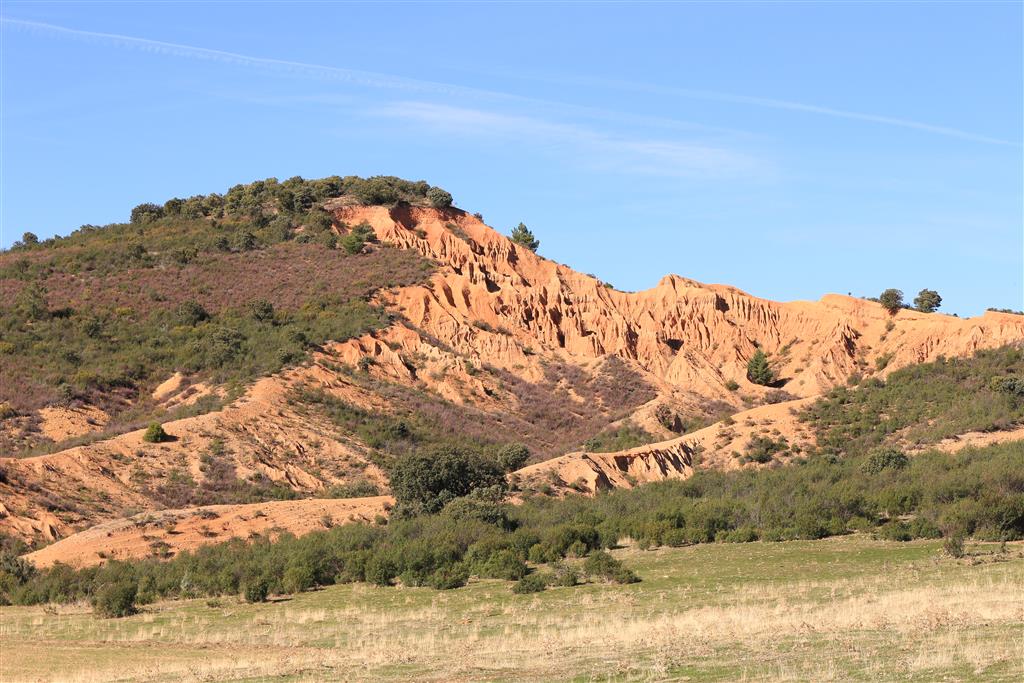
{"left": 2, "top": 174, "right": 1024, "bottom": 552}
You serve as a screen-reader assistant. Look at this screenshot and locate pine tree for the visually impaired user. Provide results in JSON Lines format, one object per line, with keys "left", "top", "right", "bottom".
{"left": 509, "top": 223, "right": 539, "bottom": 252}
{"left": 746, "top": 349, "right": 774, "bottom": 386}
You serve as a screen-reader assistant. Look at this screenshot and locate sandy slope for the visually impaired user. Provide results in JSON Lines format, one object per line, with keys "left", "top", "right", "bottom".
{"left": 25, "top": 496, "right": 393, "bottom": 569}
{"left": 513, "top": 398, "right": 818, "bottom": 495}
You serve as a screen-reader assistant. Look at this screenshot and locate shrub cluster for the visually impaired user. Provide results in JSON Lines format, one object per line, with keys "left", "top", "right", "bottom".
{"left": 2, "top": 436, "right": 1020, "bottom": 610}
{"left": 801, "top": 345, "right": 1024, "bottom": 454}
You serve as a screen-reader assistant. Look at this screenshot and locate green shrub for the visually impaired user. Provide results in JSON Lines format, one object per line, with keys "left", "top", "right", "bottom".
{"left": 860, "top": 447, "right": 909, "bottom": 475}
{"left": 943, "top": 534, "right": 965, "bottom": 559}
{"left": 243, "top": 578, "right": 269, "bottom": 603}
{"left": 511, "top": 573, "right": 546, "bottom": 594}
{"left": 142, "top": 423, "right": 168, "bottom": 443}
{"left": 176, "top": 300, "right": 210, "bottom": 326}
{"left": 426, "top": 187, "right": 453, "bottom": 208}
{"left": 248, "top": 299, "right": 275, "bottom": 322}
{"left": 546, "top": 561, "right": 580, "bottom": 587}
{"left": 326, "top": 479, "right": 381, "bottom": 499}
{"left": 496, "top": 443, "right": 530, "bottom": 472}
{"left": 582, "top": 551, "right": 639, "bottom": 584}
{"left": 339, "top": 223, "right": 376, "bottom": 255}
{"left": 92, "top": 580, "right": 137, "bottom": 618}
{"left": 281, "top": 564, "right": 315, "bottom": 594}
{"left": 428, "top": 563, "right": 469, "bottom": 589}
{"left": 584, "top": 421, "right": 654, "bottom": 453}
{"left": 475, "top": 549, "right": 528, "bottom": 580}
{"left": 725, "top": 380, "right": 740, "bottom": 392}
{"left": 742, "top": 435, "right": 788, "bottom": 464}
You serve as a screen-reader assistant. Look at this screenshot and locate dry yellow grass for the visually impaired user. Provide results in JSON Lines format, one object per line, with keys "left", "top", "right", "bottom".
{"left": 1, "top": 537, "right": 1022, "bottom": 682}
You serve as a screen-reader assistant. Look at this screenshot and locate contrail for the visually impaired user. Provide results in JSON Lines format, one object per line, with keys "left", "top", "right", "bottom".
{"left": 1, "top": 16, "right": 1016, "bottom": 147}
{"left": 555, "top": 77, "right": 1017, "bottom": 146}
{"left": 0, "top": 16, "right": 512, "bottom": 101}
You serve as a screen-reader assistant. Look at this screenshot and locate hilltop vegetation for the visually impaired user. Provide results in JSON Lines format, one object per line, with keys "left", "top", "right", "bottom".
{"left": 0, "top": 176, "right": 441, "bottom": 451}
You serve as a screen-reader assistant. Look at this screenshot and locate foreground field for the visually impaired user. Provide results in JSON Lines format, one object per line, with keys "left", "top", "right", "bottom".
{"left": 1, "top": 536, "right": 1022, "bottom": 682}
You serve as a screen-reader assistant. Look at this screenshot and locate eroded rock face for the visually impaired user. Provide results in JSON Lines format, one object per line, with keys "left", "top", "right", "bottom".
{"left": 331, "top": 205, "right": 1024, "bottom": 407}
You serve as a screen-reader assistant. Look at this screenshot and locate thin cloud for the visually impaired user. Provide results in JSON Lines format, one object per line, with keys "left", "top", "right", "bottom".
{"left": 517, "top": 75, "right": 1018, "bottom": 147}
{"left": 376, "top": 102, "right": 761, "bottom": 178}
{"left": 2, "top": 16, "right": 1012, "bottom": 147}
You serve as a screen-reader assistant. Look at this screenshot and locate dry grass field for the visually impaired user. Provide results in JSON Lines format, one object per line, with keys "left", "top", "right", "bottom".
{"left": 2, "top": 536, "right": 1022, "bottom": 682}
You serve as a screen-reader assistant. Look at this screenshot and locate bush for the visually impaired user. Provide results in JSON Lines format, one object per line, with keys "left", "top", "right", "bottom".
{"left": 879, "top": 289, "right": 904, "bottom": 315}
{"left": 546, "top": 561, "right": 580, "bottom": 587}
{"left": 176, "top": 300, "right": 210, "bottom": 326}
{"left": 326, "top": 479, "right": 381, "bottom": 498}
{"left": 860, "top": 447, "right": 909, "bottom": 475}
{"left": 725, "top": 379, "right": 740, "bottom": 392}
{"left": 496, "top": 443, "right": 530, "bottom": 472}
{"left": 243, "top": 578, "right": 269, "bottom": 603}
{"left": 340, "top": 223, "right": 376, "bottom": 255}
{"left": 426, "top": 187, "right": 453, "bottom": 209}
{"left": 428, "top": 563, "right": 469, "bottom": 589}
{"left": 248, "top": 299, "right": 275, "bottom": 322}
{"left": 92, "top": 580, "right": 137, "bottom": 618}
{"left": 142, "top": 423, "right": 168, "bottom": 443}
{"left": 943, "top": 534, "right": 965, "bottom": 559}
{"left": 582, "top": 551, "right": 639, "bottom": 584}
{"left": 746, "top": 350, "right": 774, "bottom": 386}
{"left": 511, "top": 573, "right": 546, "bottom": 594}
{"left": 475, "top": 549, "right": 528, "bottom": 580}
{"left": 130, "top": 203, "right": 164, "bottom": 224}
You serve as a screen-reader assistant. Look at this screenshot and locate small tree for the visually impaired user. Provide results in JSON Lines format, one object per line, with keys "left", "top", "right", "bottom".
{"left": 913, "top": 289, "right": 942, "bottom": 313}
{"left": 510, "top": 223, "right": 539, "bottom": 252}
{"left": 21, "top": 232, "right": 39, "bottom": 246}
{"left": 389, "top": 446, "right": 507, "bottom": 516}
{"left": 426, "top": 187, "right": 453, "bottom": 209}
{"left": 746, "top": 349, "right": 774, "bottom": 386}
{"left": 142, "top": 423, "right": 168, "bottom": 443}
{"left": 879, "top": 288, "right": 904, "bottom": 315}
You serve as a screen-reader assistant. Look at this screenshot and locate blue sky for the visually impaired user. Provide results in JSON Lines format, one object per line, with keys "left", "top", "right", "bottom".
{"left": 1, "top": 1, "right": 1021, "bottom": 315}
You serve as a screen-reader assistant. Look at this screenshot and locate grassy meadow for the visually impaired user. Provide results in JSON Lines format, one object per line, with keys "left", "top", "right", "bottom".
{"left": 2, "top": 536, "right": 1021, "bottom": 682}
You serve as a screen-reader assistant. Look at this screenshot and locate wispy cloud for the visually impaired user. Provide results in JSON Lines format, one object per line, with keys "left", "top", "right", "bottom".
{"left": 612, "top": 82, "right": 1017, "bottom": 147}
{"left": 376, "top": 102, "right": 761, "bottom": 178}
{"left": 504, "top": 74, "right": 1018, "bottom": 147}
{"left": 2, "top": 16, "right": 1013, "bottom": 147}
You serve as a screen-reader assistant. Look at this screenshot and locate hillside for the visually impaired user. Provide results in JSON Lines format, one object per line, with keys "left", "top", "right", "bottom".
{"left": 2, "top": 175, "right": 1024, "bottom": 551}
